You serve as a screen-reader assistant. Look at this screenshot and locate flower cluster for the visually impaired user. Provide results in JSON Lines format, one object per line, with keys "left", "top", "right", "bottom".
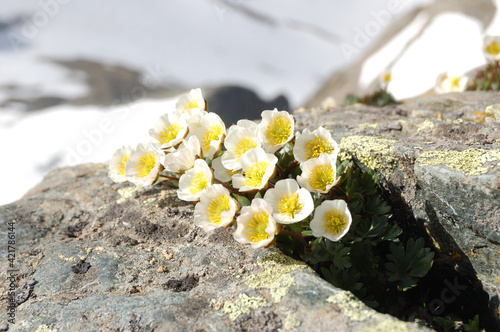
{"left": 109, "top": 88, "right": 352, "bottom": 248}
{"left": 436, "top": 35, "right": 500, "bottom": 93}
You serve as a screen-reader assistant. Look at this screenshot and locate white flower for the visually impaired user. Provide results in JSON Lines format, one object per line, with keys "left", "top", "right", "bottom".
{"left": 310, "top": 199, "right": 352, "bottom": 242}
{"left": 483, "top": 36, "right": 500, "bottom": 61}
{"left": 162, "top": 135, "right": 201, "bottom": 174}
{"left": 293, "top": 127, "right": 339, "bottom": 163}
{"left": 125, "top": 143, "right": 163, "bottom": 187}
{"left": 149, "top": 111, "right": 188, "bottom": 150}
{"left": 435, "top": 72, "right": 468, "bottom": 93}
{"left": 212, "top": 156, "right": 239, "bottom": 182}
{"left": 222, "top": 120, "right": 261, "bottom": 171}
{"left": 233, "top": 198, "right": 277, "bottom": 248}
{"left": 258, "top": 109, "right": 294, "bottom": 153}
{"left": 380, "top": 70, "right": 392, "bottom": 89}
{"left": 108, "top": 145, "right": 132, "bottom": 183}
{"left": 177, "top": 159, "right": 213, "bottom": 201}
{"left": 226, "top": 119, "right": 258, "bottom": 136}
{"left": 190, "top": 112, "right": 226, "bottom": 159}
{"left": 297, "top": 153, "right": 340, "bottom": 194}
{"left": 232, "top": 148, "right": 277, "bottom": 192}
{"left": 263, "top": 179, "right": 314, "bottom": 224}
{"left": 176, "top": 88, "right": 206, "bottom": 113}
{"left": 194, "top": 184, "right": 239, "bottom": 232}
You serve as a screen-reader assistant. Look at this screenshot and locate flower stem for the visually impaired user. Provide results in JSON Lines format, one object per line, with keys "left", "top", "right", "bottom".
{"left": 158, "top": 174, "right": 179, "bottom": 182}
{"left": 283, "top": 160, "right": 299, "bottom": 177}
{"left": 275, "top": 164, "right": 285, "bottom": 177}
{"left": 279, "top": 230, "right": 310, "bottom": 251}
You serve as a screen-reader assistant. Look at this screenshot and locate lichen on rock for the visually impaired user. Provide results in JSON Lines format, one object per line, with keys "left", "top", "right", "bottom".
{"left": 245, "top": 253, "right": 310, "bottom": 303}
{"left": 417, "top": 148, "right": 500, "bottom": 176}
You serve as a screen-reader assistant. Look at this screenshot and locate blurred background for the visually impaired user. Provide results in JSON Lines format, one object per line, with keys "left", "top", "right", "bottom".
{"left": 0, "top": 0, "right": 498, "bottom": 205}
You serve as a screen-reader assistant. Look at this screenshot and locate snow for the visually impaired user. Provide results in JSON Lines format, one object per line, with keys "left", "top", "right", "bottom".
{"left": 1, "top": 98, "right": 178, "bottom": 203}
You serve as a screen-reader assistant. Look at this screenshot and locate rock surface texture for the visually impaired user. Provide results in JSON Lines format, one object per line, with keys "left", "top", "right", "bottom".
{"left": 1, "top": 91, "right": 499, "bottom": 331}
{"left": 296, "top": 91, "right": 500, "bottom": 328}
{"left": 0, "top": 166, "right": 428, "bottom": 331}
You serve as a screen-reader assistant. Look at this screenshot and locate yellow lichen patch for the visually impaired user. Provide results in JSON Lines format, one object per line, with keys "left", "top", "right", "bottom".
{"left": 79, "top": 247, "right": 93, "bottom": 261}
{"left": 284, "top": 313, "right": 301, "bottom": 329}
{"left": 417, "top": 149, "right": 500, "bottom": 176}
{"left": 162, "top": 249, "right": 173, "bottom": 260}
{"left": 326, "top": 291, "right": 374, "bottom": 322}
{"left": 223, "top": 293, "right": 268, "bottom": 321}
{"left": 245, "top": 253, "right": 310, "bottom": 303}
{"left": 143, "top": 197, "right": 156, "bottom": 204}
{"left": 417, "top": 119, "right": 435, "bottom": 132}
{"left": 58, "top": 254, "right": 76, "bottom": 262}
{"left": 357, "top": 318, "right": 413, "bottom": 332}
{"left": 339, "top": 136, "right": 397, "bottom": 174}
{"left": 116, "top": 186, "right": 144, "bottom": 204}
{"left": 485, "top": 104, "right": 500, "bottom": 122}
{"left": 36, "top": 325, "right": 57, "bottom": 332}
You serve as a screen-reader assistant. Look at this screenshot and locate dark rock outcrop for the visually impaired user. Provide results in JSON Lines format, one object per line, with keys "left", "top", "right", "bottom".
{"left": 204, "top": 85, "right": 289, "bottom": 125}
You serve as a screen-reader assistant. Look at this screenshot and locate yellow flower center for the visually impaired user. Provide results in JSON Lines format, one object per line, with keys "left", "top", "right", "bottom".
{"left": 244, "top": 161, "right": 270, "bottom": 187}
{"left": 277, "top": 193, "right": 303, "bottom": 219}
{"left": 308, "top": 165, "right": 335, "bottom": 191}
{"left": 234, "top": 138, "right": 258, "bottom": 160}
{"left": 184, "top": 99, "right": 200, "bottom": 111}
{"left": 265, "top": 117, "right": 292, "bottom": 146}
{"left": 449, "top": 76, "right": 461, "bottom": 91}
{"left": 189, "top": 171, "right": 208, "bottom": 194}
{"left": 383, "top": 73, "right": 392, "bottom": 83}
{"left": 246, "top": 212, "right": 270, "bottom": 243}
{"left": 118, "top": 154, "right": 130, "bottom": 176}
{"left": 159, "top": 124, "right": 182, "bottom": 145}
{"left": 202, "top": 124, "right": 224, "bottom": 152}
{"left": 305, "top": 137, "right": 335, "bottom": 160}
{"left": 136, "top": 153, "right": 157, "bottom": 178}
{"left": 208, "top": 195, "right": 230, "bottom": 225}
{"left": 486, "top": 41, "right": 500, "bottom": 56}
{"left": 323, "top": 209, "right": 348, "bottom": 235}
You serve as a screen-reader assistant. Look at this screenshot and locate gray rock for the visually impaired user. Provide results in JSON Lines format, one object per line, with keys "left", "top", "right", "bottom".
{"left": 0, "top": 164, "right": 428, "bottom": 331}
{"left": 295, "top": 91, "right": 500, "bottom": 328}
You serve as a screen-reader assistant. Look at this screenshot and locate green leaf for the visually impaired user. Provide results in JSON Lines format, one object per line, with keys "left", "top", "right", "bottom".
{"left": 433, "top": 317, "right": 457, "bottom": 332}
{"left": 333, "top": 245, "right": 352, "bottom": 270}
{"left": 385, "top": 238, "right": 434, "bottom": 291}
{"left": 321, "top": 265, "right": 363, "bottom": 293}
{"left": 254, "top": 191, "right": 262, "bottom": 199}
{"left": 301, "top": 230, "right": 313, "bottom": 237}
{"left": 464, "top": 315, "right": 485, "bottom": 332}
{"left": 236, "top": 195, "right": 251, "bottom": 207}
